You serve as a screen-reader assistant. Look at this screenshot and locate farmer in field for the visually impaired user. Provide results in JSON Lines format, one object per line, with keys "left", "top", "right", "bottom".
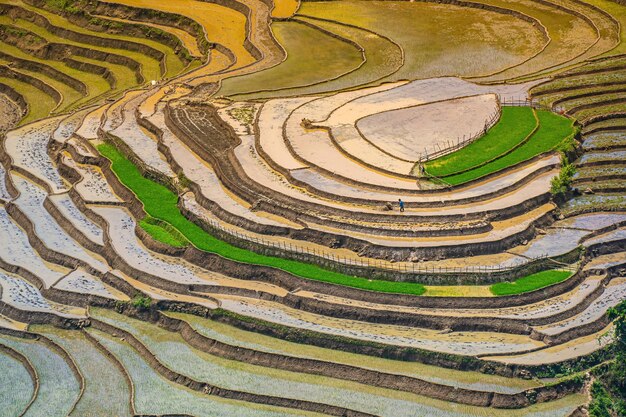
{"left": 398, "top": 198, "right": 405, "bottom": 212}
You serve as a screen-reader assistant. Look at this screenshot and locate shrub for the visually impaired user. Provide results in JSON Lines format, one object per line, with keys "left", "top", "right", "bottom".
{"left": 589, "top": 382, "right": 613, "bottom": 417}
{"left": 550, "top": 159, "right": 576, "bottom": 196}
{"left": 45, "top": 0, "right": 81, "bottom": 13}
{"left": 130, "top": 295, "right": 152, "bottom": 311}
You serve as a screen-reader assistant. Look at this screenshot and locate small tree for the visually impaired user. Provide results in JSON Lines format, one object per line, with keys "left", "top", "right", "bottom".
{"left": 550, "top": 160, "right": 576, "bottom": 196}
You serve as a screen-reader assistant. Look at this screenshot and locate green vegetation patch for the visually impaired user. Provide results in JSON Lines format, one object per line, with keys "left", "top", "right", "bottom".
{"left": 130, "top": 294, "right": 152, "bottom": 310}
{"left": 97, "top": 142, "right": 426, "bottom": 295}
{"left": 550, "top": 160, "right": 576, "bottom": 196}
{"left": 442, "top": 110, "right": 576, "bottom": 185}
{"left": 490, "top": 269, "right": 573, "bottom": 296}
{"left": 140, "top": 216, "right": 188, "bottom": 247}
{"left": 425, "top": 107, "right": 537, "bottom": 177}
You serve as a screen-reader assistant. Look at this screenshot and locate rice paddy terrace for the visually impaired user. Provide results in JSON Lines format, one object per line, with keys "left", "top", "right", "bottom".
{"left": 0, "top": 0, "right": 625, "bottom": 414}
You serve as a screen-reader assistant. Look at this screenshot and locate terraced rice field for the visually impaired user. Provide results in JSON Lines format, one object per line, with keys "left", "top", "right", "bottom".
{"left": 0, "top": 73, "right": 58, "bottom": 124}
{"left": 0, "top": 347, "right": 34, "bottom": 416}
{"left": 470, "top": 0, "right": 615, "bottom": 81}
{"left": 0, "top": 0, "right": 625, "bottom": 414}
{"left": 0, "top": 0, "right": 194, "bottom": 123}
{"left": 0, "top": 40, "right": 113, "bottom": 111}
{"left": 218, "top": 21, "right": 364, "bottom": 99}
{"left": 425, "top": 107, "right": 539, "bottom": 177}
{"left": 439, "top": 109, "right": 577, "bottom": 185}
{"left": 35, "top": 326, "right": 132, "bottom": 417}
{"left": 0, "top": 334, "right": 81, "bottom": 416}
{"left": 298, "top": 0, "right": 547, "bottom": 81}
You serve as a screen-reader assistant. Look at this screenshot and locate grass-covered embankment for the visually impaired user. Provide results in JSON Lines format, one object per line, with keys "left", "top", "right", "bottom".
{"left": 97, "top": 142, "right": 428, "bottom": 295}
{"left": 139, "top": 216, "right": 189, "bottom": 248}
{"left": 426, "top": 108, "right": 576, "bottom": 185}
{"left": 98, "top": 142, "right": 576, "bottom": 297}
{"left": 425, "top": 107, "right": 537, "bottom": 177}
{"left": 490, "top": 270, "right": 573, "bottom": 295}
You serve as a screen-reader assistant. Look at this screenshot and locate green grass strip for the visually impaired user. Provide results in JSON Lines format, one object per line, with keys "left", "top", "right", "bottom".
{"left": 425, "top": 107, "right": 537, "bottom": 177}
{"left": 443, "top": 110, "right": 576, "bottom": 185}
{"left": 490, "top": 270, "right": 573, "bottom": 296}
{"left": 97, "top": 142, "right": 426, "bottom": 295}
{"left": 139, "top": 217, "right": 188, "bottom": 248}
